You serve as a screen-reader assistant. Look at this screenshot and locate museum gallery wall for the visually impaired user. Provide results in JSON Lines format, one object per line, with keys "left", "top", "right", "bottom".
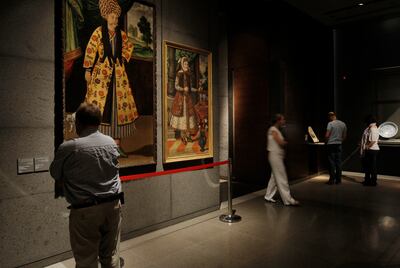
{"left": 61, "top": 0, "right": 213, "bottom": 166}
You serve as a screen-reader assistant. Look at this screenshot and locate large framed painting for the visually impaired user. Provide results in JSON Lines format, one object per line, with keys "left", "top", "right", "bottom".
{"left": 163, "top": 41, "right": 213, "bottom": 163}
{"left": 61, "top": 0, "right": 156, "bottom": 168}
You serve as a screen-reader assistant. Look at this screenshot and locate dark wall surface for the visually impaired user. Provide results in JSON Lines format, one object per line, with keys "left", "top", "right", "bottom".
{"left": 228, "top": 0, "right": 333, "bottom": 186}
{"left": 336, "top": 16, "right": 400, "bottom": 176}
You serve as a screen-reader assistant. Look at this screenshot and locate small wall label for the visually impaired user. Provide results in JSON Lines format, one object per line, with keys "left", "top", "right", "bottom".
{"left": 34, "top": 157, "right": 50, "bottom": 172}
{"left": 17, "top": 158, "right": 34, "bottom": 174}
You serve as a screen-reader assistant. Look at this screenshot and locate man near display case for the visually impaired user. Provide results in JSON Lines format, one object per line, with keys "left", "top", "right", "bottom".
{"left": 325, "top": 111, "right": 347, "bottom": 185}
{"left": 50, "top": 103, "right": 124, "bottom": 268}
{"left": 360, "top": 114, "right": 380, "bottom": 186}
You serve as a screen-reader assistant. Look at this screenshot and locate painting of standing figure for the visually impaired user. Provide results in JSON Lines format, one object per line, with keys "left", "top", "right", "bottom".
{"left": 62, "top": 0, "right": 156, "bottom": 168}
{"left": 163, "top": 41, "right": 213, "bottom": 163}
{"left": 84, "top": 0, "right": 139, "bottom": 154}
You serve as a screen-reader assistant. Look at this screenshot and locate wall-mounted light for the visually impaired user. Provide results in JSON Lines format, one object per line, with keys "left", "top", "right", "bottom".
{"left": 358, "top": 3, "right": 364, "bottom": 6}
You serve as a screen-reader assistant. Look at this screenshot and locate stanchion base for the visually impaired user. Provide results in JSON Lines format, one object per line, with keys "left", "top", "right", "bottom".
{"left": 219, "top": 214, "right": 242, "bottom": 223}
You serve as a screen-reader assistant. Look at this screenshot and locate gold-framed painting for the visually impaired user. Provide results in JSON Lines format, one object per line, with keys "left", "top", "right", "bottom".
{"left": 61, "top": 0, "right": 156, "bottom": 168}
{"left": 163, "top": 41, "right": 213, "bottom": 163}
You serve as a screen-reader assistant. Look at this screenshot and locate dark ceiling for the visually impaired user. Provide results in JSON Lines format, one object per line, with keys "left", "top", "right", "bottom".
{"left": 283, "top": 0, "right": 400, "bottom": 26}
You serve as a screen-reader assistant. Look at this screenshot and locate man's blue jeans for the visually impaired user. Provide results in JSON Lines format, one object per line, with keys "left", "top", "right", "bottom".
{"left": 327, "top": 144, "right": 342, "bottom": 183}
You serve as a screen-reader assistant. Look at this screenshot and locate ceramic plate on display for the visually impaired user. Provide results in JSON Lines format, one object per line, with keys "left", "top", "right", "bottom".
{"left": 378, "top": 122, "right": 398, "bottom": 139}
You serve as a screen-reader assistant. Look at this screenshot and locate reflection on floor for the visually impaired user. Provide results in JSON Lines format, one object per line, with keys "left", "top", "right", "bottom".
{"left": 46, "top": 174, "right": 400, "bottom": 268}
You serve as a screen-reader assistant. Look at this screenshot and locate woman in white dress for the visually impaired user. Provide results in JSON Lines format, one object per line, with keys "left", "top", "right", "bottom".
{"left": 264, "top": 114, "right": 300, "bottom": 206}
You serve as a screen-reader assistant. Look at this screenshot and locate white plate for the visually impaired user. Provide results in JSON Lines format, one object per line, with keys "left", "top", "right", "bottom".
{"left": 378, "top": 122, "right": 398, "bottom": 138}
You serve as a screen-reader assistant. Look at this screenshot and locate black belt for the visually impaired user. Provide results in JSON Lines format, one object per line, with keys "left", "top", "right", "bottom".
{"left": 68, "top": 192, "right": 124, "bottom": 209}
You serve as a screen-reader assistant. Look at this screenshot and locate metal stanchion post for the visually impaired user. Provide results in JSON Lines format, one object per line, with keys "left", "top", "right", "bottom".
{"left": 220, "top": 158, "right": 241, "bottom": 223}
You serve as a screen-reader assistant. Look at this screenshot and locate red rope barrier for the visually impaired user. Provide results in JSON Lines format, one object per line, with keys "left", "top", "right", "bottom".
{"left": 120, "top": 160, "right": 229, "bottom": 182}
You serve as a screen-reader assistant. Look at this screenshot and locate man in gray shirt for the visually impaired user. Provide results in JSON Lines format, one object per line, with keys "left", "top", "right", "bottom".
{"left": 325, "top": 112, "right": 347, "bottom": 185}
{"left": 50, "top": 103, "right": 123, "bottom": 268}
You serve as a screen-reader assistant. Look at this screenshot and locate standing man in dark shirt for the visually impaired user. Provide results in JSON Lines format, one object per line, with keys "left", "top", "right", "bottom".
{"left": 50, "top": 103, "right": 123, "bottom": 268}
{"left": 325, "top": 111, "right": 347, "bottom": 185}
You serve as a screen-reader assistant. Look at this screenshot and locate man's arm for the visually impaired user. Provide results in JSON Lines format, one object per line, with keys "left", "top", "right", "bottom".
{"left": 342, "top": 126, "right": 347, "bottom": 141}
{"left": 50, "top": 143, "right": 74, "bottom": 199}
{"left": 325, "top": 130, "right": 331, "bottom": 140}
{"left": 49, "top": 142, "right": 72, "bottom": 180}
{"left": 325, "top": 123, "right": 331, "bottom": 142}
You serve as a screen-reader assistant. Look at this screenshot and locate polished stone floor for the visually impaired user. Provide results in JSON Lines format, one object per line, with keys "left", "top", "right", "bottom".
{"left": 47, "top": 173, "right": 400, "bottom": 268}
